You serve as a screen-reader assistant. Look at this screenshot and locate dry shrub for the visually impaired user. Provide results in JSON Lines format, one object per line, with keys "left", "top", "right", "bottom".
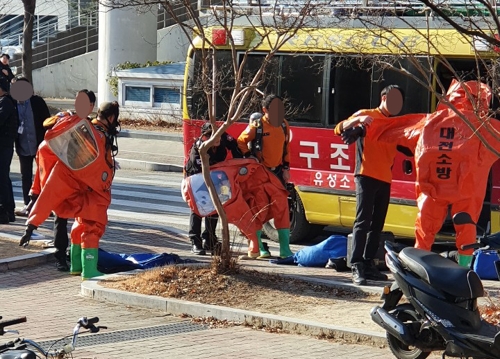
{"left": 119, "top": 118, "right": 182, "bottom": 132}
{"left": 210, "top": 255, "right": 240, "bottom": 275}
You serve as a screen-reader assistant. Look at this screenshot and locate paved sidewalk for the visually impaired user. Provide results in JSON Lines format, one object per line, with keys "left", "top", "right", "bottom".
{"left": 3, "top": 122, "right": 499, "bottom": 358}
{"left": 0, "top": 219, "right": 387, "bottom": 335}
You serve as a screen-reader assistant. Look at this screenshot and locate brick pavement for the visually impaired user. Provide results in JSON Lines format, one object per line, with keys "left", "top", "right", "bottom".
{"left": 0, "top": 259, "right": 401, "bottom": 358}
{"left": 3, "top": 133, "right": 496, "bottom": 359}
{"left": 0, "top": 217, "right": 405, "bottom": 359}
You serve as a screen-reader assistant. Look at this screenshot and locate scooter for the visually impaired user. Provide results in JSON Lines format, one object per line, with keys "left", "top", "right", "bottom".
{"left": 370, "top": 212, "right": 500, "bottom": 359}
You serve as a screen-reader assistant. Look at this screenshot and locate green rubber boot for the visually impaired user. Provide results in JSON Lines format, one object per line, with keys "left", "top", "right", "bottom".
{"left": 257, "top": 230, "right": 271, "bottom": 258}
{"left": 70, "top": 244, "right": 82, "bottom": 275}
{"left": 277, "top": 228, "right": 293, "bottom": 258}
{"left": 458, "top": 254, "right": 473, "bottom": 268}
{"left": 81, "top": 248, "right": 103, "bottom": 280}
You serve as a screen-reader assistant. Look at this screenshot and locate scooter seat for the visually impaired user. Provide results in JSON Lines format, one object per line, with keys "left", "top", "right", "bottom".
{"left": 399, "top": 247, "right": 484, "bottom": 299}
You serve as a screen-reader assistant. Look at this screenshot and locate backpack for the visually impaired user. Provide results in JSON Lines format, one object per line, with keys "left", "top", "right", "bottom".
{"left": 249, "top": 112, "right": 289, "bottom": 159}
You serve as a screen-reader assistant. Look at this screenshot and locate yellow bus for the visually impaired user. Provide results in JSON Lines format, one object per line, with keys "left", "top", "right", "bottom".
{"left": 182, "top": 12, "right": 500, "bottom": 243}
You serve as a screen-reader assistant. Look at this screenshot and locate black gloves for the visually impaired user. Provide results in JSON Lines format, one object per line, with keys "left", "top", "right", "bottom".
{"left": 19, "top": 223, "right": 38, "bottom": 247}
{"left": 25, "top": 193, "right": 39, "bottom": 214}
{"left": 341, "top": 125, "right": 366, "bottom": 145}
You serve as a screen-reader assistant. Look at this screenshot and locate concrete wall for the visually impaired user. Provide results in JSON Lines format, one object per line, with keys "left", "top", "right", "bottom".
{"left": 33, "top": 50, "right": 97, "bottom": 99}
{"left": 157, "top": 24, "right": 191, "bottom": 63}
{"left": 31, "top": 24, "right": 190, "bottom": 99}
{"left": 98, "top": 3, "right": 158, "bottom": 103}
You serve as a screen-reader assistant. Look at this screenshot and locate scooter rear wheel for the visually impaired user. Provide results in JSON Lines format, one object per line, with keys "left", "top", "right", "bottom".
{"left": 386, "top": 307, "right": 431, "bottom": 359}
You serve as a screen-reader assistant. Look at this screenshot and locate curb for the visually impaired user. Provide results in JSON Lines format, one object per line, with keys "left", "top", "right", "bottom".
{"left": 81, "top": 274, "right": 386, "bottom": 346}
{"left": 115, "top": 158, "right": 183, "bottom": 173}
{"left": 118, "top": 129, "right": 183, "bottom": 142}
{"left": 116, "top": 129, "right": 184, "bottom": 173}
{"left": 0, "top": 249, "right": 55, "bottom": 273}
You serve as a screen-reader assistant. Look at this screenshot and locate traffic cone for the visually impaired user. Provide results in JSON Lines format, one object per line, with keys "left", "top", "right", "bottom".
{"left": 277, "top": 228, "right": 293, "bottom": 258}
{"left": 70, "top": 244, "right": 82, "bottom": 275}
{"left": 81, "top": 248, "right": 103, "bottom": 280}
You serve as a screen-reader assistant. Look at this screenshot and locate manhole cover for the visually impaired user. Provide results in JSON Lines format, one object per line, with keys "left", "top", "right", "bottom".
{"left": 31, "top": 321, "right": 207, "bottom": 351}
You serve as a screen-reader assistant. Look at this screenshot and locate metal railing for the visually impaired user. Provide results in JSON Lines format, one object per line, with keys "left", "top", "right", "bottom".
{"left": 199, "top": 0, "right": 500, "bottom": 14}
{"left": 10, "top": 26, "right": 98, "bottom": 72}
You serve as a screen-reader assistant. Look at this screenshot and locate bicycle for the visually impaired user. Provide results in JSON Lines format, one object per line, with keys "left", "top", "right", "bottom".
{"left": 0, "top": 315, "right": 106, "bottom": 359}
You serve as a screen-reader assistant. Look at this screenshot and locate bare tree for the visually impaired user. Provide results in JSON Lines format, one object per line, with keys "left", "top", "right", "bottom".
{"left": 101, "top": 0, "right": 338, "bottom": 267}
{"left": 21, "top": 0, "right": 36, "bottom": 83}
{"left": 348, "top": 3, "right": 500, "bottom": 152}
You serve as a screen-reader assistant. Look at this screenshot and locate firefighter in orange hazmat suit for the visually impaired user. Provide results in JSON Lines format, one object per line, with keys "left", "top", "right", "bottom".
{"left": 237, "top": 95, "right": 293, "bottom": 259}
{"left": 19, "top": 102, "right": 120, "bottom": 279}
{"left": 367, "top": 80, "right": 500, "bottom": 267}
{"left": 182, "top": 158, "right": 290, "bottom": 258}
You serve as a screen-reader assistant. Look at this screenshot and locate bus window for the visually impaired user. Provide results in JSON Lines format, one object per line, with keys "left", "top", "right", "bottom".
{"left": 239, "top": 53, "right": 280, "bottom": 119}
{"left": 239, "top": 53, "right": 325, "bottom": 125}
{"left": 187, "top": 50, "right": 233, "bottom": 120}
{"left": 435, "top": 59, "right": 498, "bottom": 113}
{"left": 329, "top": 56, "right": 372, "bottom": 125}
{"left": 371, "top": 57, "right": 431, "bottom": 115}
{"left": 279, "top": 54, "right": 324, "bottom": 125}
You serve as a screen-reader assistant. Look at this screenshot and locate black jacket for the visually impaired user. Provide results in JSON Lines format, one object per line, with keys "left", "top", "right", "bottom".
{"left": 0, "top": 64, "right": 14, "bottom": 85}
{"left": 184, "top": 133, "right": 242, "bottom": 177}
{"left": 14, "top": 95, "right": 50, "bottom": 155}
{"left": 0, "top": 94, "right": 18, "bottom": 147}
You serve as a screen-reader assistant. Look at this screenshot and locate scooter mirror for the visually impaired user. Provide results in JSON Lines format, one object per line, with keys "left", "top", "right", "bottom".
{"left": 452, "top": 212, "right": 475, "bottom": 226}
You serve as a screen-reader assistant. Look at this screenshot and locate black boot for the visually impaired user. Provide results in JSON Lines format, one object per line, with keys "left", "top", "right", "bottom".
{"left": 364, "top": 260, "right": 388, "bottom": 281}
{"left": 190, "top": 236, "right": 206, "bottom": 255}
{"left": 0, "top": 205, "right": 9, "bottom": 224}
{"left": 202, "top": 236, "right": 220, "bottom": 252}
{"left": 351, "top": 262, "right": 367, "bottom": 286}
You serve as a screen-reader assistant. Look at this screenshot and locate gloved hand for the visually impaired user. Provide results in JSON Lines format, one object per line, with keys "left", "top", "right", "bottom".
{"left": 341, "top": 125, "right": 366, "bottom": 145}
{"left": 24, "top": 193, "right": 39, "bottom": 215}
{"left": 19, "top": 223, "right": 37, "bottom": 247}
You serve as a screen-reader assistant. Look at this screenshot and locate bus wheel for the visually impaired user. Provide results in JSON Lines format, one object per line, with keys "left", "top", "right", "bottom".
{"left": 262, "top": 191, "right": 324, "bottom": 244}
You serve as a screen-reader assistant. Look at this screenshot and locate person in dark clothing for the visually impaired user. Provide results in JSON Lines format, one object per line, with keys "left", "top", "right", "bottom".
{"left": 0, "top": 79, "right": 18, "bottom": 223}
{"left": 0, "top": 54, "right": 15, "bottom": 89}
{"left": 184, "top": 122, "right": 242, "bottom": 254}
{"left": 12, "top": 77, "right": 51, "bottom": 216}
{"left": 27, "top": 89, "right": 96, "bottom": 271}
{"left": 334, "top": 85, "right": 405, "bottom": 286}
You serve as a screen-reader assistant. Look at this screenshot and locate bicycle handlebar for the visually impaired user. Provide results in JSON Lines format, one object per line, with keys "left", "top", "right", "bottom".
{"left": 0, "top": 340, "right": 17, "bottom": 351}
{"left": 84, "top": 317, "right": 99, "bottom": 327}
{"left": 0, "top": 317, "right": 26, "bottom": 335}
{"left": 0, "top": 316, "right": 103, "bottom": 357}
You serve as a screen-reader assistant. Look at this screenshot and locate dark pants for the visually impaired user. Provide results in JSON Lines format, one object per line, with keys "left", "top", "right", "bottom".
{"left": 0, "top": 145, "right": 15, "bottom": 214}
{"left": 18, "top": 155, "right": 35, "bottom": 205}
{"left": 350, "top": 175, "right": 391, "bottom": 265}
{"left": 53, "top": 215, "right": 69, "bottom": 261}
{"left": 269, "top": 165, "right": 286, "bottom": 187}
{"left": 189, "top": 211, "right": 218, "bottom": 247}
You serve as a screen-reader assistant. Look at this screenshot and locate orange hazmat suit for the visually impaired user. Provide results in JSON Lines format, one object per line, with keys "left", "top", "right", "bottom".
{"left": 24, "top": 112, "right": 116, "bottom": 278}
{"left": 182, "top": 158, "right": 290, "bottom": 255}
{"left": 372, "top": 80, "right": 500, "bottom": 257}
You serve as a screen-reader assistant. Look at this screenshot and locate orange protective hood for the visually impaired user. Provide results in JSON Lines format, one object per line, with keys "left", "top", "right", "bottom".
{"left": 437, "top": 80, "right": 492, "bottom": 114}
{"left": 182, "top": 159, "right": 290, "bottom": 240}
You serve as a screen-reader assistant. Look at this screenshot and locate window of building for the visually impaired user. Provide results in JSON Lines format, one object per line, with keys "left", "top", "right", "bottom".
{"left": 125, "top": 86, "right": 151, "bottom": 102}
{"left": 154, "top": 87, "right": 180, "bottom": 104}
